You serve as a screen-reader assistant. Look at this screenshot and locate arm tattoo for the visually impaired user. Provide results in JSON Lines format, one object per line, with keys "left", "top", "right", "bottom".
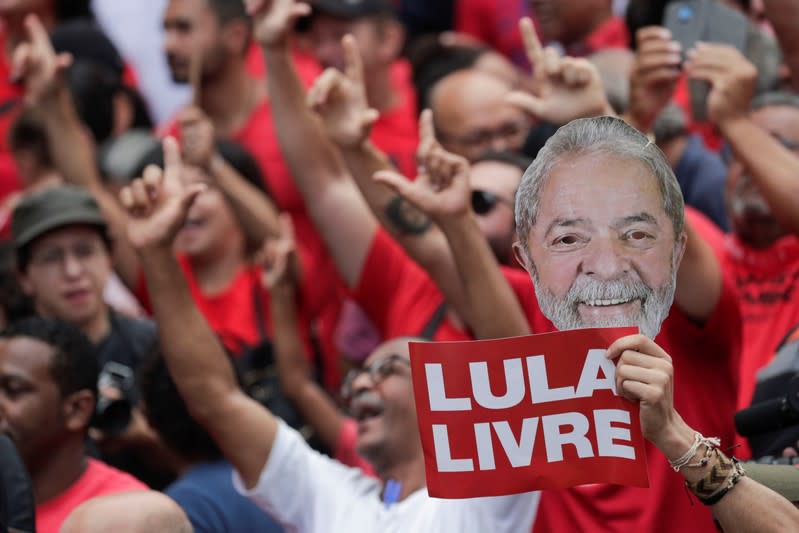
{"left": 385, "top": 196, "right": 433, "bottom": 236}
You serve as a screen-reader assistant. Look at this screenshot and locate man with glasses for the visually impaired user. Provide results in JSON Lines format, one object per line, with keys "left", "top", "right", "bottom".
{"left": 430, "top": 68, "right": 531, "bottom": 162}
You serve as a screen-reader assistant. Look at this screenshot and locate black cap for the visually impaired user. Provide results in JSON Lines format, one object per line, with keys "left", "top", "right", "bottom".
{"left": 12, "top": 186, "right": 107, "bottom": 249}
{"left": 310, "top": 0, "right": 394, "bottom": 19}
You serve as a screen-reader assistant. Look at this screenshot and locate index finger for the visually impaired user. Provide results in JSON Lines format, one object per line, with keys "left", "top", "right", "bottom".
{"left": 606, "top": 334, "right": 671, "bottom": 362}
{"left": 24, "top": 14, "right": 54, "bottom": 53}
{"left": 418, "top": 108, "right": 436, "bottom": 154}
{"left": 520, "top": 17, "right": 543, "bottom": 65}
{"left": 162, "top": 136, "right": 184, "bottom": 186}
{"left": 342, "top": 34, "right": 364, "bottom": 84}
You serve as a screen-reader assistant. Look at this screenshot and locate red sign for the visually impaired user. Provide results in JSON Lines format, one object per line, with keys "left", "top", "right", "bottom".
{"left": 409, "top": 327, "right": 649, "bottom": 499}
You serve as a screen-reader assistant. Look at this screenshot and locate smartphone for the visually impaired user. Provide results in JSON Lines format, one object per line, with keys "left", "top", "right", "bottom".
{"left": 664, "top": 0, "right": 749, "bottom": 121}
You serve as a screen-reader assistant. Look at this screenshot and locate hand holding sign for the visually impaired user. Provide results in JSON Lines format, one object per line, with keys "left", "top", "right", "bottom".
{"left": 507, "top": 17, "right": 612, "bottom": 125}
{"left": 307, "top": 35, "right": 380, "bottom": 149}
{"left": 373, "top": 109, "right": 472, "bottom": 221}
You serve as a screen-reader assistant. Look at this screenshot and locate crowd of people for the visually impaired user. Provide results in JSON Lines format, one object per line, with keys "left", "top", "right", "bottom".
{"left": 2, "top": 0, "right": 799, "bottom": 531}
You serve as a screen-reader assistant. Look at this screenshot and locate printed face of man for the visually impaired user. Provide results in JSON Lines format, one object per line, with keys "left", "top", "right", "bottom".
{"left": 518, "top": 153, "right": 686, "bottom": 339}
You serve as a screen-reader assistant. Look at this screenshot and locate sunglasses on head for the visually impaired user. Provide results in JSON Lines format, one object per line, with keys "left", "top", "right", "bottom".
{"left": 471, "top": 190, "right": 514, "bottom": 215}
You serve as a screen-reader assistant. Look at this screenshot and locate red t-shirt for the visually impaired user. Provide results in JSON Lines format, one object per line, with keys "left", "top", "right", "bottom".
{"left": 352, "top": 228, "right": 553, "bottom": 339}
{"left": 35, "top": 458, "right": 147, "bottom": 533}
{"left": 532, "top": 278, "right": 741, "bottom": 533}
{"left": 456, "top": 0, "right": 532, "bottom": 69}
{"left": 136, "top": 255, "right": 317, "bottom": 359}
{"left": 0, "top": 27, "right": 23, "bottom": 207}
{"left": 718, "top": 234, "right": 799, "bottom": 412}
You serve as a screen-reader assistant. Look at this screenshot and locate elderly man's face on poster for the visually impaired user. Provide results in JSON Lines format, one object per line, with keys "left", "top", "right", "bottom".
{"left": 518, "top": 153, "right": 687, "bottom": 339}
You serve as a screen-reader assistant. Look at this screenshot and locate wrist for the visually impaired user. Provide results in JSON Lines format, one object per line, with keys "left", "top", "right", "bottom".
{"left": 650, "top": 413, "right": 695, "bottom": 462}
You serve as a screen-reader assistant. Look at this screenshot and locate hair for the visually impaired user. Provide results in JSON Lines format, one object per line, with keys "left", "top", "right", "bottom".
{"left": 65, "top": 60, "right": 152, "bottom": 145}
{"left": 55, "top": 0, "right": 94, "bottom": 22}
{"left": 206, "top": 0, "right": 249, "bottom": 24}
{"left": 138, "top": 348, "right": 222, "bottom": 462}
{"left": 408, "top": 34, "right": 487, "bottom": 111}
{"left": 515, "top": 116, "right": 685, "bottom": 252}
{"left": 751, "top": 91, "right": 799, "bottom": 112}
{"left": 0, "top": 317, "right": 98, "bottom": 401}
{"left": 0, "top": 243, "right": 33, "bottom": 325}
{"left": 475, "top": 150, "right": 533, "bottom": 174}
{"left": 132, "top": 138, "right": 270, "bottom": 198}
{"left": 8, "top": 110, "right": 53, "bottom": 169}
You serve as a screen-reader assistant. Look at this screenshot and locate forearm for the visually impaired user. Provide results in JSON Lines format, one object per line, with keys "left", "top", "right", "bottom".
{"left": 208, "top": 154, "right": 281, "bottom": 246}
{"left": 763, "top": 0, "right": 799, "bottom": 92}
{"left": 439, "top": 213, "right": 530, "bottom": 338}
{"left": 262, "top": 44, "right": 348, "bottom": 196}
{"left": 40, "top": 87, "right": 140, "bottom": 288}
{"left": 139, "top": 247, "right": 241, "bottom": 418}
{"left": 270, "top": 284, "right": 344, "bottom": 451}
{"left": 341, "top": 141, "right": 463, "bottom": 292}
{"left": 721, "top": 117, "right": 799, "bottom": 235}
{"left": 674, "top": 221, "right": 721, "bottom": 324}
{"left": 655, "top": 420, "right": 799, "bottom": 533}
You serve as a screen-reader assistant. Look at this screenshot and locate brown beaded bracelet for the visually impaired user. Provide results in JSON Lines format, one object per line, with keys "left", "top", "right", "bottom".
{"left": 685, "top": 448, "right": 746, "bottom": 506}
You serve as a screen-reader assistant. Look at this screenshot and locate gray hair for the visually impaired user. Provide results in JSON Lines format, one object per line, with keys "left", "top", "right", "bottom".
{"left": 515, "top": 116, "right": 685, "bottom": 252}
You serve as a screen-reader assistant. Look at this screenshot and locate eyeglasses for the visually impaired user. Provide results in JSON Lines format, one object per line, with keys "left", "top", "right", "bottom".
{"left": 341, "top": 354, "right": 411, "bottom": 402}
{"left": 439, "top": 120, "right": 529, "bottom": 151}
{"left": 471, "top": 190, "right": 514, "bottom": 215}
{"left": 29, "top": 240, "right": 105, "bottom": 267}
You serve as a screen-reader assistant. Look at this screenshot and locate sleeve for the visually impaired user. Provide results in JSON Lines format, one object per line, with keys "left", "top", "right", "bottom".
{"left": 232, "top": 420, "right": 379, "bottom": 532}
{"left": 350, "top": 228, "right": 415, "bottom": 336}
{"left": 166, "top": 485, "right": 227, "bottom": 533}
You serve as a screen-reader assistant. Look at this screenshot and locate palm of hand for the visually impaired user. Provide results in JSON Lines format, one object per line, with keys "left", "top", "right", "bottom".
{"left": 415, "top": 168, "right": 471, "bottom": 218}
{"left": 320, "top": 79, "right": 371, "bottom": 148}
{"left": 251, "top": 0, "right": 296, "bottom": 46}
{"left": 536, "top": 73, "right": 606, "bottom": 125}
{"left": 126, "top": 180, "right": 190, "bottom": 250}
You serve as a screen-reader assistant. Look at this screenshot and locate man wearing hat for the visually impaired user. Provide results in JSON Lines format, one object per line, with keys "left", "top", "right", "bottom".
{"left": 11, "top": 185, "right": 165, "bottom": 486}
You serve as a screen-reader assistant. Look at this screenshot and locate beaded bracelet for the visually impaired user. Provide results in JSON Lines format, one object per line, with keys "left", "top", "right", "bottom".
{"left": 686, "top": 448, "right": 746, "bottom": 506}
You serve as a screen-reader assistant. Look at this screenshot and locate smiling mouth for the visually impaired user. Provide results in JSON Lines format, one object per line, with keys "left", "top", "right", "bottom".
{"left": 582, "top": 298, "right": 635, "bottom": 307}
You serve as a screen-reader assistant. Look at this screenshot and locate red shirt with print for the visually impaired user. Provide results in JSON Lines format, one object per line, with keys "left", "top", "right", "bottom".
{"left": 35, "top": 458, "right": 146, "bottom": 533}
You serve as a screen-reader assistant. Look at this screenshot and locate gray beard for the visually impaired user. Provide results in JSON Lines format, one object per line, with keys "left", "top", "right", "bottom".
{"left": 530, "top": 265, "right": 677, "bottom": 340}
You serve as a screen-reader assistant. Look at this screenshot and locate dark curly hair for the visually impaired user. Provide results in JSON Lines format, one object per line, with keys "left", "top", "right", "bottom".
{"left": 1, "top": 317, "right": 98, "bottom": 401}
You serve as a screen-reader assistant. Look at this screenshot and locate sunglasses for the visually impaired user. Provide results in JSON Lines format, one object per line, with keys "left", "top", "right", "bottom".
{"left": 341, "top": 354, "right": 410, "bottom": 402}
{"left": 471, "top": 190, "right": 514, "bottom": 215}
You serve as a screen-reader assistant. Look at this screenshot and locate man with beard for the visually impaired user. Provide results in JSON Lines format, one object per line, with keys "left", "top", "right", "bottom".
{"left": 118, "top": 96, "right": 799, "bottom": 533}
{"left": 378, "top": 112, "right": 744, "bottom": 532}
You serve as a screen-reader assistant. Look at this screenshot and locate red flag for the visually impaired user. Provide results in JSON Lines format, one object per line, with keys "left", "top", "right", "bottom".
{"left": 409, "top": 327, "right": 649, "bottom": 498}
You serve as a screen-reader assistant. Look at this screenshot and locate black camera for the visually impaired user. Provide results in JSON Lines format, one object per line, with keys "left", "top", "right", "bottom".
{"left": 735, "top": 374, "right": 799, "bottom": 458}
{"left": 91, "top": 362, "right": 134, "bottom": 436}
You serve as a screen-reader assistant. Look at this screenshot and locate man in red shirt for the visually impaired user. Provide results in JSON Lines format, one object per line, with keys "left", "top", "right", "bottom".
{"left": 0, "top": 317, "right": 145, "bottom": 533}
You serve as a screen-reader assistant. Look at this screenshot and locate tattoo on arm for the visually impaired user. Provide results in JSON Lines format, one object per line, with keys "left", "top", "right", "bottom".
{"left": 385, "top": 196, "right": 433, "bottom": 236}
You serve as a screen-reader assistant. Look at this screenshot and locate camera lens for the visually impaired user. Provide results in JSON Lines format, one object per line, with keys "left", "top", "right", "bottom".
{"left": 92, "top": 396, "right": 132, "bottom": 436}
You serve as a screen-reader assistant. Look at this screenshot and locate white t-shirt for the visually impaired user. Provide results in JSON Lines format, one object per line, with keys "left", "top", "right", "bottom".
{"left": 233, "top": 421, "right": 540, "bottom": 533}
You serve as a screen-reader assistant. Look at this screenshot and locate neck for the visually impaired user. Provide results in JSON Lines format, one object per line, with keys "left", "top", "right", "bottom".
{"left": 365, "top": 65, "right": 398, "bottom": 113}
{"left": 37, "top": 304, "right": 110, "bottom": 344}
{"left": 188, "top": 248, "right": 246, "bottom": 294}
{"left": 378, "top": 453, "right": 427, "bottom": 502}
{"left": 31, "top": 437, "right": 87, "bottom": 504}
{"left": 3, "top": 9, "right": 57, "bottom": 53}
{"left": 199, "top": 59, "right": 264, "bottom": 137}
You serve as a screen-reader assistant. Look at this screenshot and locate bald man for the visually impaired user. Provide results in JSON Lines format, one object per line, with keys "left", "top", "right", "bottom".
{"left": 430, "top": 69, "right": 531, "bottom": 161}
{"left": 59, "top": 491, "right": 193, "bottom": 533}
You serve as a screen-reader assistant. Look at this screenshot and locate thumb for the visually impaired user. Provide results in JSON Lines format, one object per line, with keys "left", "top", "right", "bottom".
{"left": 360, "top": 108, "right": 380, "bottom": 130}
{"left": 506, "top": 91, "right": 546, "bottom": 117}
{"left": 374, "top": 170, "right": 432, "bottom": 213}
{"left": 179, "top": 183, "right": 206, "bottom": 212}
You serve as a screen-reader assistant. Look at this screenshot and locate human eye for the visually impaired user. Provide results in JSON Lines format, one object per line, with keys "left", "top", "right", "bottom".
{"left": 623, "top": 229, "right": 655, "bottom": 242}
{"left": 551, "top": 233, "right": 586, "bottom": 248}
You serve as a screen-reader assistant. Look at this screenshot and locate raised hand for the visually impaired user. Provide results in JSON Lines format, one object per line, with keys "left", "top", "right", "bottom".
{"left": 258, "top": 213, "right": 301, "bottom": 290}
{"left": 307, "top": 34, "right": 380, "bottom": 149}
{"left": 373, "top": 109, "right": 472, "bottom": 221}
{"left": 11, "top": 14, "right": 72, "bottom": 106}
{"left": 120, "top": 137, "right": 206, "bottom": 251}
{"left": 685, "top": 43, "right": 758, "bottom": 127}
{"left": 245, "top": 0, "right": 311, "bottom": 49}
{"left": 507, "top": 17, "right": 612, "bottom": 124}
{"left": 628, "top": 27, "right": 683, "bottom": 133}
{"left": 179, "top": 106, "right": 217, "bottom": 170}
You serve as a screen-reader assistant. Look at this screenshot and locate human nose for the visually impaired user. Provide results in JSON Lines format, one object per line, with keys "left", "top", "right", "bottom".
{"left": 349, "top": 367, "right": 376, "bottom": 396}
{"left": 581, "top": 235, "right": 630, "bottom": 280}
{"left": 62, "top": 251, "right": 85, "bottom": 278}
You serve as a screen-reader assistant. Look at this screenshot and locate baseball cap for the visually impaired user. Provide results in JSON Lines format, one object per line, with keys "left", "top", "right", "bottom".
{"left": 744, "top": 463, "right": 799, "bottom": 504}
{"left": 309, "top": 0, "right": 395, "bottom": 19}
{"left": 12, "top": 186, "right": 107, "bottom": 249}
